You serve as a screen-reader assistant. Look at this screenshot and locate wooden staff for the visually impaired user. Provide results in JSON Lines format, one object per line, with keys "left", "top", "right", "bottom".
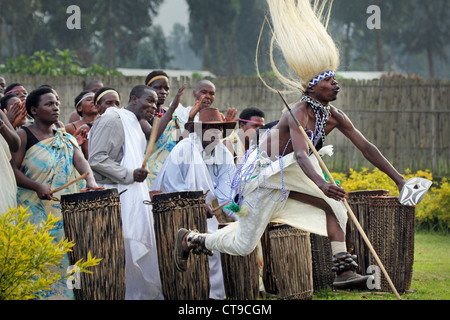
{"left": 142, "top": 116, "right": 161, "bottom": 169}
{"left": 50, "top": 173, "right": 88, "bottom": 195}
{"left": 277, "top": 91, "right": 402, "bottom": 300}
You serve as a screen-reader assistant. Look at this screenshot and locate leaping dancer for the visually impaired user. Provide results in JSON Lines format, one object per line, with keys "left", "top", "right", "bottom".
{"left": 174, "top": 0, "right": 431, "bottom": 292}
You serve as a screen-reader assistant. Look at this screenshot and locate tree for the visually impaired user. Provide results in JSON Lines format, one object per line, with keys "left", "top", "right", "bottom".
{"left": 187, "top": 0, "right": 241, "bottom": 76}
{"left": 87, "top": 0, "right": 164, "bottom": 69}
{"left": 330, "top": 0, "right": 370, "bottom": 71}
{"left": 187, "top": 0, "right": 271, "bottom": 76}
{"left": 39, "top": 0, "right": 98, "bottom": 66}
{"left": 331, "top": 0, "right": 407, "bottom": 71}
{"left": 0, "top": 0, "right": 167, "bottom": 70}
{"left": 0, "top": 0, "right": 52, "bottom": 62}
{"left": 235, "top": 0, "right": 270, "bottom": 75}
{"left": 399, "top": 0, "right": 449, "bottom": 78}
{"left": 136, "top": 25, "right": 173, "bottom": 69}
{"left": 166, "top": 23, "right": 202, "bottom": 70}
{"left": 330, "top": 0, "right": 449, "bottom": 78}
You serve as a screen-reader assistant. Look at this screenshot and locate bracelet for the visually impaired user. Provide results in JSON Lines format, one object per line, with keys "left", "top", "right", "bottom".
{"left": 0, "top": 119, "right": 4, "bottom": 130}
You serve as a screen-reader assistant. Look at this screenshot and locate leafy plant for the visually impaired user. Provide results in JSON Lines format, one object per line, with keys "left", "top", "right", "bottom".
{"left": 415, "top": 178, "right": 450, "bottom": 232}
{"left": 0, "top": 206, "right": 101, "bottom": 300}
{"left": 0, "top": 49, "right": 122, "bottom": 76}
{"left": 191, "top": 72, "right": 205, "bottom": 80}
{"left": 330, "top": 168, "right": 432, "bottom": 197}
{"left": 82, "top": 63, "right": 123, "bottom": 76}
{"left": 54, "top": 49, "right": 82, "bottom": 75}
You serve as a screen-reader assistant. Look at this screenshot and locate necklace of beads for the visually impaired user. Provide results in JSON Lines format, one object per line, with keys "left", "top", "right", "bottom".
{"left": 300, "top": 95, "right": 330, "bottom": 147}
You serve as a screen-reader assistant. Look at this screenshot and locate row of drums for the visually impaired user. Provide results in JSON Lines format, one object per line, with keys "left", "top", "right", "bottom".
{"left": 60, "top": 189, "right": 415, "bottom": 300}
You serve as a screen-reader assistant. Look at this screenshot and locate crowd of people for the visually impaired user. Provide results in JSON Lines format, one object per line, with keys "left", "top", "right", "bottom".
{"left": 0, "top": 71, "right": 267, "bottom": 300}
{"left": 0, "top": 0, "right": 412, "bottom": 301}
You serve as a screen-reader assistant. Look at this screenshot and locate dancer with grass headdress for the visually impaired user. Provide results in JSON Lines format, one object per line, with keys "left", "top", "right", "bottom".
{"left": 175, "top": 0, "right": 407, "bottom": 290}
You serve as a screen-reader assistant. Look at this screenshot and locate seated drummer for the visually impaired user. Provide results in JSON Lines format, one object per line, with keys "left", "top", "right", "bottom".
{"left": 152, "top": 107, "right": 238, "bottom": 300}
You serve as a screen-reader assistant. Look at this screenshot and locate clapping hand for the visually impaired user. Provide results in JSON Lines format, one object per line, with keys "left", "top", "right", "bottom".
{"left": 73, "top": 127, "right": 88, "bottom": 146}
{"left": 7, "top": 100, "right": 27, "bottom": 128}
{"left": 171, "top": 84, "right": 186, "bottom": 110}
{"left": 188, "top": 95, "right": 205, "bottom": 121}
{"left": 222, "top": 107, "right": 238, "bottom": 122}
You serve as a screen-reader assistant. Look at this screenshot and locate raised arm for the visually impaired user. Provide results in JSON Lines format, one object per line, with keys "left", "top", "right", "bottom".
{"left": 155, "top": 84, "right": 186, "bottom": 140}
{"left": 334, "top": 107, "right": 406, "bottom": 191}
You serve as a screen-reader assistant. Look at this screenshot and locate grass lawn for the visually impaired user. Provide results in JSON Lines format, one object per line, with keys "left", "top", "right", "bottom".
{"left": 312, "top": 231, "right": 449, "bottom": 300}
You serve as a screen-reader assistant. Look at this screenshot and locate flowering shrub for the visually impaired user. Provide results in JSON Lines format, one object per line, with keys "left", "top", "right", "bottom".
{"left": 0, "top": 206, "right": 101, "bottom": 300}
{"left": 330, "top": 168, "right": 448, "bottom": 233}
{"left": 415, "top": 178, "right": 450, "bottom": 232}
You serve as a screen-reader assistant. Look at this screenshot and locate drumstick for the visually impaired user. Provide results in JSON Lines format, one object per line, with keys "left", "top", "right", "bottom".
{"left": 212, "top": 201, "right": 230, "bottom": 213}
{"left": 277, "top": 91, "right": 402, "bottom": 300}
{"left": 142, "top": 116, "right": 161, "bottom": 169}
{"left": 50, "top": 173, "right": 88, "bottom": 195}
{"left": 212, "top": 201, "right": 231, "bottom": 224}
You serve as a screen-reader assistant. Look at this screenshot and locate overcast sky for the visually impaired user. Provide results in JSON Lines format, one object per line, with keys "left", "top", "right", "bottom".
{"left": 153, "top": 0, "right": 189, "bottom": 36}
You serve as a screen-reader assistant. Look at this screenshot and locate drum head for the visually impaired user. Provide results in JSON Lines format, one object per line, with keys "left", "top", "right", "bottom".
{"left": 61, "top": 188, "right": 119, "bottom": 203}
{"left": 152, "top": 190, "right": 205, "bottom": 202}
{"left": 347, "top": 190, "right": 390, "bottom": 198}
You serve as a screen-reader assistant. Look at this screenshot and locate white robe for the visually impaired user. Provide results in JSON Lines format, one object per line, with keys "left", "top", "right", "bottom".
{"left": 204, "top": 147, "right": 348, "bottom": 256}
{"left": 153, "top": 132, "right": 236, "bottom": 300}
{"left": 0, "top": 135, "right": 17, "bottom": 214}
{"left": 101, "top": 107, "right": 163, "bottom": 300}
{"left": 174, "top": 104, "right": 198, "bottom": 126}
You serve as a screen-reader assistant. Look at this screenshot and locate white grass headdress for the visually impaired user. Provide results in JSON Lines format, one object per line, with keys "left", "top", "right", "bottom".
{"left": 257, "top": 0, "right": 340, "bottom": 93}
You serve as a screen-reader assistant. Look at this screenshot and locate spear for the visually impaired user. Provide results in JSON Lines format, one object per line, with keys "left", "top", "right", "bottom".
{"left": 276, "top": 90, "right": 401, "bottom": 300}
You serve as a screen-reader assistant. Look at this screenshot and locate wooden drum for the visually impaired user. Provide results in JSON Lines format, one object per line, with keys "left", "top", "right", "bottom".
{"left": 262, "top": 224, "right": 314, "bottom": 300}
{"left": 309, "top": 233, "right": 334, "bottom": 291}
{"left": 61, "top": 188, "right": 125, "bottom": 300}
{"left": 218, "top": 223, "right": 260, "bottom": 300}
{"left": 151, "top": 191, "right": 210, "bottom": 300}
{"left": 346, "top": 190, "right": 415, "bottom": 293}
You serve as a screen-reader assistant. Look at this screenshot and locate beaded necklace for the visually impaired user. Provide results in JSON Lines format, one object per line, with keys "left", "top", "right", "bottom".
{"left": 300, "top": 95, "right": 330, "bottom": 147}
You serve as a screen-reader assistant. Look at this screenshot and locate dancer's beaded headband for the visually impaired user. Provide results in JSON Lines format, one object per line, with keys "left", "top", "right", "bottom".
{"left": 308, "top": 70, "right": 335, "bottom": 88}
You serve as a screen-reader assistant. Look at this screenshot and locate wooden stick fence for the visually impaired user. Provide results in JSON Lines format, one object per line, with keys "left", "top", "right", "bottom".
{"left": 6, "top": 74, "right": 449, "bottom": 176}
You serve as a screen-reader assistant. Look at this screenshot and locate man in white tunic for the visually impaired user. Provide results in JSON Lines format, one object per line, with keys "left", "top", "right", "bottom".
{"left": 153, "top": 107, "right": 237, "bottom": 299}
{"left": 89, "top": 85, "right": 163, "bottom": 300}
